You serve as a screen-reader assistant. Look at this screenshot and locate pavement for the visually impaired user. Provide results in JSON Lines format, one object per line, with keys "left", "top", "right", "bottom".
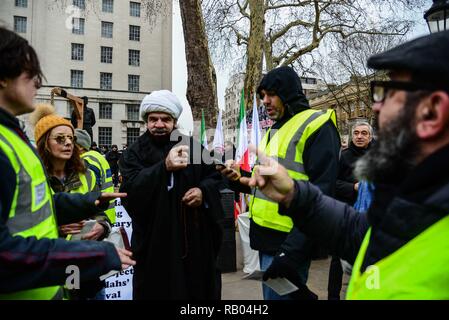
{"left": 221, "top": 231, "right": 349, "bottom": 300}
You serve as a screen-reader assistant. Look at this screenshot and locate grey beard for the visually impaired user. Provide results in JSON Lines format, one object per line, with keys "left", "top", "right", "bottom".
{"left": 354, "top": 111, "right": 419, "bottom": 183}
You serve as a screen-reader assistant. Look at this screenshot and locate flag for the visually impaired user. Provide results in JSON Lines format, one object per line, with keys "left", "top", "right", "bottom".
{"left": 235, "top": 89, "right": 250, "bottom": 215}
{"left": 235, "top": 89, "right": 250, "bottom": 172}
{"left": 200, "top": 109, "right": 207, "bottom": 149}
{"left": 212, "top": 109, "right": 224, "bottom": 154}
{"left": 250, "top": 93, "right": 262, "bottom": 167}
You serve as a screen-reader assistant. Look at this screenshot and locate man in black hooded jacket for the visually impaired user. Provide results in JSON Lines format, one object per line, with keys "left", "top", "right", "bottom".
{"left": 219, "top": 66, "right": 340, "bottom": 299}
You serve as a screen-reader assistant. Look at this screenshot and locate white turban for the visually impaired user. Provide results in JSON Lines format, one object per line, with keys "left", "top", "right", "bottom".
{"left": 140, "top": 90, "right": 183, "bottom": 121}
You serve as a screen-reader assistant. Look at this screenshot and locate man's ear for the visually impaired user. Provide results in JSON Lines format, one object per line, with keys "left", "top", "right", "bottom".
{"left": 416, "top": 91, "right": 449, "bottom": 139}
{"left": 0, "top": 79, "right": 8, "bottom": 89}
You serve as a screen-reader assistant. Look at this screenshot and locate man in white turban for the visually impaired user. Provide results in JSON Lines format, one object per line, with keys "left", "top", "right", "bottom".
{"left": 119, "top": 90, "right": 224, "bottom": 300}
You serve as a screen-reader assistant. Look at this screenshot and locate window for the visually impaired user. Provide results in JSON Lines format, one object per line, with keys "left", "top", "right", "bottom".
{"left": 127, "top": 128, "right": 140, "bottom": 146}
{"left": 101, "top": 21, "right": 113, "bottom": 38}
{"left": 73, "top": 0, "right": 85, "bottom": 9}
{"left": 127, "top": 104, "right": 140, "bottom": 120}
{"left": 128, "top": 49, "right": 140, "bottom": 66}
{"left": 72, "top": 18, "right": 85, "bottom": 35}
{"left": 102, "top": 0, "right": 113, "bottom": 13}
{"left": 128, "top": 75, "right": 140, "bottom": 92}
{"left": 129, "top": 25, "right": 140, "bottom": 41}
{"left": 99, "top": 103, "right": 112, "bottom": 119}
{"left": 130, "top": 2, "right": 141, "bottom": 17}
{"left": 101, "top": 46, "right": 113, "bottom": 63}
{"left": 14, "top": 16, "right": 27, "bottom": 33}
{"left": 15, "top": 0, "right": 27, "bottom": 8}
{"left": 100, "top": 72, "right": 112, "bottom": 90}
{"left": 70, "top": 70, "right": 83, "bottom": 88}
{"left": 71, "top": 43, "right": 84, "bottom": 61}
{"left": 98, "top": 127, "right": 112, "bottom": 147}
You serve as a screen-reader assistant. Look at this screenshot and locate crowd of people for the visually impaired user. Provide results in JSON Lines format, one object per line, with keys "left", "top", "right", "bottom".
{"left": 1, "top": 24, "right": 449, "bottom": 301}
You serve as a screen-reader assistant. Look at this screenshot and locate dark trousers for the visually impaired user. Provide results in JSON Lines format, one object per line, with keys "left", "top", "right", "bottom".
{"left": 327, "top": 255, "right": 343, "bottom": 300}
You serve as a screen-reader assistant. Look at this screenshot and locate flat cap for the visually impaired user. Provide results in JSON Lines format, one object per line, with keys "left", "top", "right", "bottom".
{"left": 368, "top": 30, "right": 449, "bottom": 89}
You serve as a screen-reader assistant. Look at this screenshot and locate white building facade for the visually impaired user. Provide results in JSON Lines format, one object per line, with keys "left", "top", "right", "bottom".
{"left": 0, "top": 0, "right": 172, "bottom": 147}
{"left": 223, "top": 73, "right": 245, "bottom": 144}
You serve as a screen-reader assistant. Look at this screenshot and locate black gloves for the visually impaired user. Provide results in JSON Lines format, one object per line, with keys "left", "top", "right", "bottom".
{"left": 263, "top": 252, "right": 318, "bottom": 300}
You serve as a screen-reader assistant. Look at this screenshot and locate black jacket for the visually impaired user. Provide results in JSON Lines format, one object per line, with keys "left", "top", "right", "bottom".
{"left": 281, "top": 144, "right": 449, "bottom": 270}
{"left": 0, "top": 107, "right": 120, "bottom": 294}
{"left": 119, "top": 130, "right": 224, "bottom": 299}
{"left": 335, "top": 141, "right": 372, "bottom": 204}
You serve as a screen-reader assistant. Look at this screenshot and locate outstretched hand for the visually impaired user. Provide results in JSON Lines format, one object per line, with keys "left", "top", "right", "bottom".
{"left": 216, "top": 159, "right": 241, "bottom": 181}
{"left": 95, "top": 193, "right": 127, "bottom": 206}
{"left": 239, "top": 145, "right": 295, "bottom": 207}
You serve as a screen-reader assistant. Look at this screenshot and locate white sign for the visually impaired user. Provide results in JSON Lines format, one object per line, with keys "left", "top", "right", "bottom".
{"left": 105, "top": 199, "right": 134, "bottom": 300}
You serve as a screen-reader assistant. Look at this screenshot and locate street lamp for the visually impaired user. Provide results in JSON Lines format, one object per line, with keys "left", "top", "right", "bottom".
{"left": 424, "top": 0, "right": 449, "bottom": 33}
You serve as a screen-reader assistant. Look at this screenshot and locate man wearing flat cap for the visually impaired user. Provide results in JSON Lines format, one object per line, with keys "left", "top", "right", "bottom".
{"left": 119, "top": 90, "right": 224, "bottom": 300}
{"left": 240, "top": 30, "right": 449, "bottom": 299}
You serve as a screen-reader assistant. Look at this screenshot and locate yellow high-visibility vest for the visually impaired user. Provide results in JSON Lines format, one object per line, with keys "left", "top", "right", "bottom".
{"left": 0, "top": 124, "right": 63, "bottom": 300}
{"left": 82, "top": 150, "right": 115, "bottom": 223}
{"left": 346, "top": 214, "right": 449, "bottom": 300}
{"left": 250, "top": 109, "right": 337, "bottom": 233}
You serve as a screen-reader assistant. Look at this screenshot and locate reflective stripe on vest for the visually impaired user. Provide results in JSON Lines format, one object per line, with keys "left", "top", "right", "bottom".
{"left": 82, "top": 151, "right": 114, "bottom": 190}
{"left": 0, "top": 124, "right": 61, "bottom": 300}
{"left": 81, "top": 151, "right": 115, "bottom": 223}
{"left": 346, "top": 214, "right": 449, "bottom": 300}
{"left": 249, "top": 109, "right": 337, "bottom": 232}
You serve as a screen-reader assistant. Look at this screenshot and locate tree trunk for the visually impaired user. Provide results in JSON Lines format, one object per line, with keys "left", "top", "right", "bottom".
{"left": 243, "top": 0, "right": 265, "bottom": 110}
{"left": 179, "top": 0, "right": 218, "bottom": 128}
{"left": 264, "top": 38, "right": 274, "bottom": 71}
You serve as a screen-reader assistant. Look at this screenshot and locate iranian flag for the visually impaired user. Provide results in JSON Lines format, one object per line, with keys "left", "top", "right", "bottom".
{"left": 235, "top": 89, "right": 250, "bottom": 171}
{"left": 200, "top": 109, "right": 207, "bottom": 149}
{"left": 235, "top": 89, "right": 250, "bottom": 215}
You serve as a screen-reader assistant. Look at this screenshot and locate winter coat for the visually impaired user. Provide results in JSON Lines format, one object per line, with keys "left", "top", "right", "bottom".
{"left": 280, "top": 144, "right": 449, "bottom": 270}
{"left": 119, "top": 130, "right": 224, "bottom": 299}
{"left": 335, "top": 141, "right": 372, "bottom": 204}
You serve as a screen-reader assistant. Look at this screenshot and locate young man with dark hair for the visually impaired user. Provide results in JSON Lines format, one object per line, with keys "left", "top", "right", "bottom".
{"left": 0, "top": 27, "right": 135, "bottom": 299}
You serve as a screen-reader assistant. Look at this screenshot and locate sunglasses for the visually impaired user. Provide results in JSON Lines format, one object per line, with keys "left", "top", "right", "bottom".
{"left": 370, "top": 80, "right": 447, "bottom": 103}
{"left": 50, "top": 134, "right": 76, "bottom": 145}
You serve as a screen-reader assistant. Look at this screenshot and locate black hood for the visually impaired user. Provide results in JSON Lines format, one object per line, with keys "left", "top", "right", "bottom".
{"left": 257, "top": 66, "right": 310, "bottom": 117}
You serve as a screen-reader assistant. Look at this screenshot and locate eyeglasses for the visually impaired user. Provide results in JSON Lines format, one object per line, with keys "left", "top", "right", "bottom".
{"left": 370, "top": 80, "right": 447, "bottom": 103}
{"left": 50, "top": 134, "right": 76, "bottom": 145}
